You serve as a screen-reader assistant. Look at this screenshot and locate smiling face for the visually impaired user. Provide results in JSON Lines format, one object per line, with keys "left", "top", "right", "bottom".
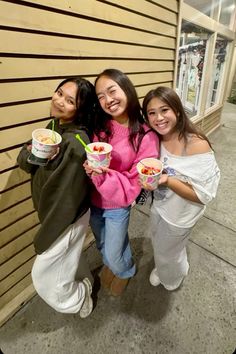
{"left": 50, "top": 81, "right": 78, "bottom": 124}
{"left": 146, "top": 97, "right": 178, "bottom": 139}
{"left": 95, "top": 76, "right": 128, "bottom": 122}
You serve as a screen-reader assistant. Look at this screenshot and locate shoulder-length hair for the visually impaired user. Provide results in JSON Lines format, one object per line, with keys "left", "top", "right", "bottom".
{"left": 54, "top": 77, "right": 98, "bottom": 137}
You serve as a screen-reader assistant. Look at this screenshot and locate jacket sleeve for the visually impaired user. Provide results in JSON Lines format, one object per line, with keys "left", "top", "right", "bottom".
{"left": 17, "top": 142, "right": 38, "bottom": 174}
{"left": 91, "top": 130, "right": 159, "bottom": 206}
{"left": 33, "top": 133, "right": 90, "bottom": 254}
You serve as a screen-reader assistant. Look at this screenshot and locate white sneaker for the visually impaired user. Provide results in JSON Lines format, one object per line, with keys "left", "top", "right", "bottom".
{"left": 149, "top": 268, "right": 161, "bottom": 286}
{"left": 79, "top": 278, "right": 93, "bottom": 318}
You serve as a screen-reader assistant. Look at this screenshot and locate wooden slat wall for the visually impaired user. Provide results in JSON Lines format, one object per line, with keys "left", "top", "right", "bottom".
{"left": 0, "top": 0, "right": 179, "bottom": 324}
{"left": 201, "top": 108, "right": 222, "bottom": 135}
{"left": 192, "top": 107, "right": 222, "bottom": 135}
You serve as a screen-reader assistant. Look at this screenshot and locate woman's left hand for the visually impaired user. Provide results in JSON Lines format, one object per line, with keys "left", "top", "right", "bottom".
{"left": 83, "top": 160, "right": 109, "bottom": 176}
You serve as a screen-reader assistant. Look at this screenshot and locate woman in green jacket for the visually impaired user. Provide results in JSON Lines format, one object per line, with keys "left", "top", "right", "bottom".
{"left": 17, "top": 77, "right": 98, "bottom": 318}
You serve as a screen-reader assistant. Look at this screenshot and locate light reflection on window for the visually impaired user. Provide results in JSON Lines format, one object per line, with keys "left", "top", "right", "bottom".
{"left": 219, "top": 0, "right": 236, "bottom": 28}
{"left": 206, "top": 37, "right": 229, "bottom": 108}
{"left": 176, "top": 22, "right": 211, "bottom": 117}
{"left": 184, "top": 0, "right": 219, "bottom": 18}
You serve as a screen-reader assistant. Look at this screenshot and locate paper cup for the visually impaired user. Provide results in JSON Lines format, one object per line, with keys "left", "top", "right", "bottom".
{"left": 137, "top": 158, "right": 163, "bottom": 189}
{"left": 86, "top": 142, "right": 112, "bottom": 168}
{"left": 30, "top": 128, "right": 62, "bottom": 165}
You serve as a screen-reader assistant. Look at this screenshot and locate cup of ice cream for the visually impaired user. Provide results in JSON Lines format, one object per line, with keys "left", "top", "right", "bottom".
{"left": 137, "top": 157, "right": 163, "bottom": 189}
{"left": 86, "top": 142, "right": 112, "bottom": 168}
{"left": 28, "top": 128, "right": 62, "bottom": 165}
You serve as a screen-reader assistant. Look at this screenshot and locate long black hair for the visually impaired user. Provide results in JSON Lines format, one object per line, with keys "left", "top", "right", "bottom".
{"left": 142, "top": 86, "right": 212, "bottom": 148}
{"left": 54, "top": 77, "right": 98, "bottom": 137}
{"left": 94, "top": 69, "right": 146, "bottom": 151}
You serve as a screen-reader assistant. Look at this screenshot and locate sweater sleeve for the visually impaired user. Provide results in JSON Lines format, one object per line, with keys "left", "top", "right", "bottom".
{"left": 91, "top": 130, "right": 159, "bottom": 206}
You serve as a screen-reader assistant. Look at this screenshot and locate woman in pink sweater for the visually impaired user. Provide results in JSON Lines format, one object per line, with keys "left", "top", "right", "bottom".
{"left": 85, "top": 69, "right": 159, "bottom": 296}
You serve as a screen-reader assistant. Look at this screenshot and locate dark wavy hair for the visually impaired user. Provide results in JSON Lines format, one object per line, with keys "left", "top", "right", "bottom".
{"left": 142, "top": 86, "right": 212, "bottom": 148}
{"left": 54, "top": 77, "right": 98, "bottom": 137}
{"left": 94, "top": 69, "right": 146, "bottom": 151}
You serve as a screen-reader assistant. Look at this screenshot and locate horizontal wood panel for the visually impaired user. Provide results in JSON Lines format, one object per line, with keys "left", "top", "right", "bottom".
{"left": 0, "top": 283, "right": 35, "bottom": 327}
{"left": 0, "top": 79, "right": 76, "bottom": 105}
{"left": 151, "top": 0, "right": 178, "bottom": 12}
{"left": 1, "top": 30, "right": 175, "bottom": 61}
{"left": 0, "top": 273, "right": 32, "bottom": 309}
{"left": 0, "top": 226, "right": 38, "bottom": 264}
{"left": 0, "top": 148, "right": 20, "bottom": 172}
{"left": 0, "top": 182, "right": 31, "bottom": 212}
{"left": 0, "top": 101, "right": 50, "bottom": 129}
{"left": 20, "top": 0, "right": 177, "bottom": 36}
{"left": 202, "top": 116, "right": 221, "bottom": 133}
{"left": 0, "top": 2, "right": 175, "bottom": 49}
{"left": 0, "top": 69, "right": 174, "bottom": 104}
{"left": 0, "top": 213, "right": 39, "bottom": 249}
{"left": 0, "top": 257, "right": 35, "bottom": 296}
{"left": 0, "top": 244, "right": 35, "bottom": 282}
{"left": 137, "top": 82, "right": 172, "bottom": 98}
{"left": 0, "top": 168, "right": 30, "bottom": 193}
{"left": 103, "top": 0, "right": 177, "bottom": 24}
{"left": 0, "top": 57, "right": 174, "bottom": 80}
{"left": 0, "top": 198, "right": 35, "bottom": 230}
{"left": 0, "top": 120, "right": 50, "bottom": 150}
{"left": 129, "top": 72, "right": 173, "bottom": 86}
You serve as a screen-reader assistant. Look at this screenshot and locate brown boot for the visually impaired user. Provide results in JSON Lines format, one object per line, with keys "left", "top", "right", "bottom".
{"left": 110, "top": 276, "right": 129, "bottom": 297}
{"left": 99, "top": 265, "right": 115, "bottom": 290}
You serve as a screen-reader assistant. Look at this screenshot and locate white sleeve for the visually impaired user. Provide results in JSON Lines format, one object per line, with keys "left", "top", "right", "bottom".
{"left": 185, "top": 154, "right": 221, "bottom": 205}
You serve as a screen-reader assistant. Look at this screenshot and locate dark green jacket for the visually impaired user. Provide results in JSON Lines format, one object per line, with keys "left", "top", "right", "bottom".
{"left": 17, "top": 119, "right": 90, "bottom": 254}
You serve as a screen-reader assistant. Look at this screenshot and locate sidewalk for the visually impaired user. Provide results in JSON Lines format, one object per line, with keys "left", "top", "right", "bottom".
{"left": 0, "top": 103, "right": 235, "bottom": 354}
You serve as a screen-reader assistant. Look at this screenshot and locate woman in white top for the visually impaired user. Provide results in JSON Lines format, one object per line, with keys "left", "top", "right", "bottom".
{"left": 141, "top": 86, "right": 220, "bottom": 290}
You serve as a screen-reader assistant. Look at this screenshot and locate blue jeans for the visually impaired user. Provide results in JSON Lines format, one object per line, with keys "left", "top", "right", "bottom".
{"left": 90, "top": 206, "right": 136, "bottom": 279}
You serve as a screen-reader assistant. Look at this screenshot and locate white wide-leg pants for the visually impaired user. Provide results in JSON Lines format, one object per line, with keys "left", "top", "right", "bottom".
{"left": 150, "top": 205, "right": 191, "bottom": 290}
{"left": 31, "top": 209, "right": 92, "bottom": 313}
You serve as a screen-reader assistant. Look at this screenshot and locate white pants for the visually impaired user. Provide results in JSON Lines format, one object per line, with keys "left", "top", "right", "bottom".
{"left": 31, "top": 209, "right": 92, "bottom": 313}
{"left": 150, "top": 206, "right": 191, "bottom": 290}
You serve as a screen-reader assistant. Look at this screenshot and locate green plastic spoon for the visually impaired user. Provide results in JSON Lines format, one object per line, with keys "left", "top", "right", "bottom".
{"left": 51, "top": 119, "right": 56, "bottom": 143}
{"left": 75, "top": 133, "right": 92, "bottom": 152}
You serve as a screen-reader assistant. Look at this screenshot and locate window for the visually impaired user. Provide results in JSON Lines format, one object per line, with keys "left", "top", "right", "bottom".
{"left": 206, "top": 37, "right": 229, "bottom": 108}
{"left": 219, "top": 0, "right": 236, "bottom": 28}
{"left": 176, "top": 22, "right": 211, "bottom": 117}
{"left": 184, "top": 0, "right": 219, "bottom": 18}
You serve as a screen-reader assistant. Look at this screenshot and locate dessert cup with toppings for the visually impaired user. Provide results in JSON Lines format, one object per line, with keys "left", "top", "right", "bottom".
{"left": 137, "top": 157, "right": 163, "bottom": 189}
{"left": 86, "top": 142, "right": 113, "bottom": 168}
{"left": 28, "top": 128, "right": 62, "bottom": 166}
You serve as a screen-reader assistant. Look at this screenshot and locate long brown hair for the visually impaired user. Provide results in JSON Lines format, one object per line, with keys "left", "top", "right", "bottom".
{"left": 142, "top": 86, "right": 212, "bottom": 148}
{"left": 94, "top": 69, "right": 146, "bottom": 151}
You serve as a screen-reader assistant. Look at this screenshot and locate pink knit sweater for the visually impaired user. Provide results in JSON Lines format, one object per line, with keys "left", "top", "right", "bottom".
{"left": 90, "top": 120, "right": 159, "bottom": 209}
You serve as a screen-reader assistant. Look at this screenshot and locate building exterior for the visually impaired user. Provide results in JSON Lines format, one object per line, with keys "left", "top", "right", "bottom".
{"left": 0, "top": 0, "right": 235, "bottom": 325}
